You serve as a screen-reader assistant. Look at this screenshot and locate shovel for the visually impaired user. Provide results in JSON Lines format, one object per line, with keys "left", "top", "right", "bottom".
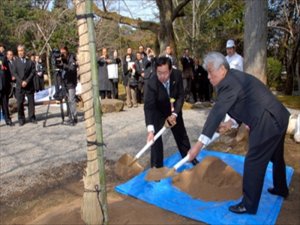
{"left": 115, "top": 120, "right": 173, "bottom": 179}
{"left": 146, "top": 114, "right": 232, "bottom": 181}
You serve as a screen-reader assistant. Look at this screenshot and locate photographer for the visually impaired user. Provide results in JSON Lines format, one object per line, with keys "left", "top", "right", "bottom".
{"left": 53, "top": 46, "right": 78, "bottom": 125}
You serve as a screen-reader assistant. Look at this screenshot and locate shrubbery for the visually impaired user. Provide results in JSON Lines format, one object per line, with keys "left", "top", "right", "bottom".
{"left": 267, "top": 57, "right": 282, "bottom": 89}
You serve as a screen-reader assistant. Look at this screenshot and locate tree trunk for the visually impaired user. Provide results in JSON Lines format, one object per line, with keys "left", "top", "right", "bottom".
{"left": 285, "top": 36, "right": 300, "bottom": 95}
{"left": 244, "top": 0, "right": 268, "bottom": 84}
{"left": 74, "top": 0, "right": 107, "bottom": 224}
{"left": 156, "top": 0, "right": 177, "bottom": 55}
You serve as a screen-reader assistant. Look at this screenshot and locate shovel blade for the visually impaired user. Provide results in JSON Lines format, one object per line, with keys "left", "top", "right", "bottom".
{"left": 115, "top": 153, "right": 144, "bottom": 180}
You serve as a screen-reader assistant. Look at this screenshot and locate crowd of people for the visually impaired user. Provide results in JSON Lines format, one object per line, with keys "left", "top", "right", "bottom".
{"left": 97, "top": 45, "right": 213, "bottom": 108}
{"left": 0, "top": 40, "right": 243, "bottom": 127}
{"left": 0, "top": 39, "right": 291, "bottom": 217}
{"left": 0, "top": 44, "right": 78, "bottom": 126}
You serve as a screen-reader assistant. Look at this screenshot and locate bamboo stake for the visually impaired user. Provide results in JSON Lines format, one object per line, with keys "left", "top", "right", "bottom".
{"left": 85, "top": 0, "right": 109, "bottom": 224}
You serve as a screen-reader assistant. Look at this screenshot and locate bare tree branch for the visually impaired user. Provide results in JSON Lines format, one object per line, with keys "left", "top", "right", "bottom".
{"left": 102, "top": 0, "right": 107, "bottom": 12}
{"left": 267, "top": 25, "right": 293, "bottom": 37}
{"left": 172, "top": 0, "right": 192, "bottom": 21}
{"left": 92, "top": 2, "right": 160, "bottom": 33}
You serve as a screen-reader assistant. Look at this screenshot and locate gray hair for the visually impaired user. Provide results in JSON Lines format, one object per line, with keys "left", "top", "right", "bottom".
{"left": 17, "top": 44, "right": 25, "bottom": 50}
{"left": 203, "top": 52, "right": 229, "bottom": 71}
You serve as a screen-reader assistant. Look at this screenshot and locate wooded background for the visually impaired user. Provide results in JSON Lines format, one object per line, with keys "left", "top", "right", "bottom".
{"left": 0, "top": 0, "right": 299, "bottom": 94}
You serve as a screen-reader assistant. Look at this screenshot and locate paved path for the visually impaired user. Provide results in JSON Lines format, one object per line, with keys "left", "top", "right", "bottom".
{"left": 0, "top": 104, "right": 210, "bottom": 201}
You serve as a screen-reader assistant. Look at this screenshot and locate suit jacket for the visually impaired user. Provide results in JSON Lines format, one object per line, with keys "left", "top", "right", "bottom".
{"left": 144, "top": 69, "right": 185, "bottom": 127}
{"left": 0, "top": 53, "right": 11, "bottom": 92}
{"left": 163, "top": 54, "right": 178, "bottom": 69}
{"left": 62, "top": 53, "right": 77, "bottom": 89}
{"left": 202, "top": 69, "right": 290, "bottom": 142}
{"left": 180, "top": 56, "right": 194, "bottom": 78}
{"left": 143, "top": 56, "right": 156, "bottom": 80}
{"left": 12, "top": 57, "right": 35, "bottom": 91}
{"left": 122, "top": 54, "right": 136, "bottom": 86}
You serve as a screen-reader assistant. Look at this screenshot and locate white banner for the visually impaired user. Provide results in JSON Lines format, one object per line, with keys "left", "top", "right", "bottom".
{"left": 107, "top": 64, "right": 118, "bottom": 79}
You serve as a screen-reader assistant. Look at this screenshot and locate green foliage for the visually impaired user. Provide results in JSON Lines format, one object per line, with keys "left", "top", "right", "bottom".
{"left": 267, "top": 57, "right": 282, "bottom": 88}
{"left": 0, "top": 0, "right": 77, "bottom": 55}
{"left": 173, "top": 0, "right": 244, "bottom": 58}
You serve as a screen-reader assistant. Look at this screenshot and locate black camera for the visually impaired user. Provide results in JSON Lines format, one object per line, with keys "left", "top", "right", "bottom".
{"left": 51, "top": 49, "right": 63, "bottom": 67}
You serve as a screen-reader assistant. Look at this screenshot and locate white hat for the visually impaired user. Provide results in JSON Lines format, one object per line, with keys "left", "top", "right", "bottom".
{"left": 226, "top": 39, "right": 235, "bottom": 48}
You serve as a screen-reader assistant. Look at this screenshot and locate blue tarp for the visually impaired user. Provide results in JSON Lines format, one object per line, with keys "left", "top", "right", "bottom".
{"left": 115, "top": 150, "right": 294, "bottom": 225}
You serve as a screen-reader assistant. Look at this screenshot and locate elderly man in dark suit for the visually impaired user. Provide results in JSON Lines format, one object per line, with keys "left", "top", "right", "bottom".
{"left": 144, "top": 56, "right": 198, "bottom": 168}
{"left": 13, "top": 45, "right": 36, "bottom": 126}
{"left": 188, "top": 52, "right": 290, "bottom": 214}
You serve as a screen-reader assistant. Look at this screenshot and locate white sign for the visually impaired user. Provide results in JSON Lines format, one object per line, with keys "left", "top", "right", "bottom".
{"left": 107, "top": 64, "right": 118, "bottom": 79}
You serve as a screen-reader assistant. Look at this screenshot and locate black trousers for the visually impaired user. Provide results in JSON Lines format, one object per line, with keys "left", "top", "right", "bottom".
{"left": 150, "top": 115, "right": 191, "bottom": 168}
{"left": 0, "top": 91, "right": 11, "bottom": 122}
{"left": 242, "top": 112, "right": 289, "bottom": 214}
{"left": 99, "top": 90, "right": 111, "bottom": 99}
{"left": 16, "top": 88, "right": 35, "bottom": 122}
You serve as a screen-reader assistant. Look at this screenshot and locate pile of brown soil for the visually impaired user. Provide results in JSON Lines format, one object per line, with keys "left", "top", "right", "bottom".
{"left": 172, "top": 156, "right": 242, "bottom": 201}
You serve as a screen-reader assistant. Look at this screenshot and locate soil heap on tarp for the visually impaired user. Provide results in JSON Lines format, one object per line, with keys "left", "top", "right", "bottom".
{"left": 172, "top": 156, "right": 242, "bottom": 201}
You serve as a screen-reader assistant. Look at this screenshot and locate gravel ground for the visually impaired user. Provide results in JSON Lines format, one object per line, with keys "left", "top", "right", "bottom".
{"left": 0, "top": 103, "right": 210, "bottom": 204}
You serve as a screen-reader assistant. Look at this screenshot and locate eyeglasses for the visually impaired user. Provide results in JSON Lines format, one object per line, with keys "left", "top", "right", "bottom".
{"left": 157, "top": 70, "right": 169, "bottom": 76}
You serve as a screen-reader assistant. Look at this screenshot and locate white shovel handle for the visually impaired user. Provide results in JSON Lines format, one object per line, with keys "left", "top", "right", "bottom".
{"left": 172, "top": 114, "right": 231, "bottom": 171}
{"left": 173, "top": 131, "right": 221, "bottom": 171}
{"left": 135, "top": 126, "right": 167, "bottom": 159}
{"left": 173, "top": 154, "right": 189, "bottom": 170}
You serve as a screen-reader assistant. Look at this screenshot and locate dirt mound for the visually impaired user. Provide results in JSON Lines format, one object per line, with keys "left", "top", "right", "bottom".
{"left": 172, "top": 156, "right": 242, "bottom": 201}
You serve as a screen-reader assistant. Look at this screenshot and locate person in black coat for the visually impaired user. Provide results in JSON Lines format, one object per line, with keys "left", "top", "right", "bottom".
{"left": 98, "top": 47, "right": 112, "bottom": 99}
{"left": 144, "top": 56, "right": 198, "bottom": 168}
{"left": 180, "top": 48, "right": 194, "bottom": 101}
{"left": 59, "top": 46, "right": 78, "bottom": 124}
{"left": 188, "top": 52, "right": 290, "bottom": 215}
{"left": 33, "top": 55, "right": 45, "bottom": 92}
{"left": 12, "top": 45, "right": 36, "bottom": 126}
{"left": 0, "top": 44, "right": 13, "bottom": 126}
{"left": 193, "top": 58, "right": 211, "bottom": 102}
{"left": 135, "top": 52, "right": 145, "bottom": 103}
{"left": 163, "top": 46, "right": 178, "bottom": 69}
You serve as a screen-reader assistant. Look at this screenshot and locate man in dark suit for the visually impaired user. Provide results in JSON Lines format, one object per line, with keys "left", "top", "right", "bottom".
{"left": 163, "top": 45, "right": 178, "bottom": 69}
{"left": 180, "top": 48, "right": 194, "bottom": 101}
{"left": 0, "top": 44, "right": 13, "bottom": 126}
{"left": 144, "top": 56, "right": 198, "bottom": 168}
{"left": 188, "top": 52, "right": 290, "bottom": 214}
{"left": 13, "top": 45, "right": 36, "bottom": 126}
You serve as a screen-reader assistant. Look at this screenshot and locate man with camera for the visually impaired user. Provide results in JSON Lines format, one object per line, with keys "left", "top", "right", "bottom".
{"left": 53, "top": 46, "right": 78, "bottom": 125}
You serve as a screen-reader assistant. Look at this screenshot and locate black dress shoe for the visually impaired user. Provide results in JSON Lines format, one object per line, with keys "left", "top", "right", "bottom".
{"left": 267, "top": 188, "right": 289, "bottom": 198}
{"left": 65, "top": 119, "right": 76, "bottom": 126}
{"left": 191, "top": 158, "right": 199, "bottom": 166}
{"left": 229, "top": 202, "right": 248, "bottom": 214}
{"left": 6, "top": 120, "right": 14, "bottom": 126}
{"left": 30, "top": 119, "right": 37, "bottom": 124}
{"left": 19, "top": 120, "right": 25, "bottom": 126}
